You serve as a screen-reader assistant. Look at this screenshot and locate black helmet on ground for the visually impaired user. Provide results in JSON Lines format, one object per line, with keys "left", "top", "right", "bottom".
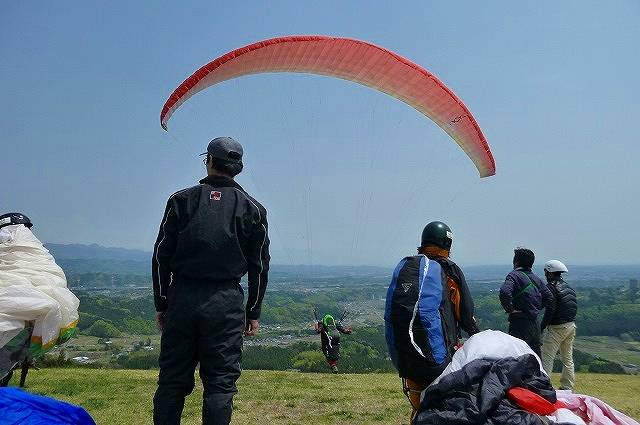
{"left": 420, "top": 221, "right": 453, "bottom": 250}
{"left": 0, "top": 213, "right": 33, "bottom": 230}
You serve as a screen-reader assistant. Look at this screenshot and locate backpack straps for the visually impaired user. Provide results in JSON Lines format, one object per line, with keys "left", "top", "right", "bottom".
{"left": 409, "top": 256, "right": 430, "bottom": 358}
{"left": 513, "top": 271, "right": 538, "bottom": 300}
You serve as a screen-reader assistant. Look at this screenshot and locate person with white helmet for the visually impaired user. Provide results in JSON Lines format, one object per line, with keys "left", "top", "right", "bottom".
{"left": 541, "top": 259, "right": 577, "bottom": 390}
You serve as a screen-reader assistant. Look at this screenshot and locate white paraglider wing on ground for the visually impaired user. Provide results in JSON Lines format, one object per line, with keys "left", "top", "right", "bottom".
{"left": 0, "top": 225, "right": 79, "bottom": 353}
{"left": 429, "top": 330, "right": 545, "bottom": 387}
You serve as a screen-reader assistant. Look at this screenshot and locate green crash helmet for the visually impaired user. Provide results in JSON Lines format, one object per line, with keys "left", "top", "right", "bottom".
{"left": 322, "top": 314, "right": 336, "bottom": 329}
{"left": 420, "top": 221, "right": 453, "bottom": 250}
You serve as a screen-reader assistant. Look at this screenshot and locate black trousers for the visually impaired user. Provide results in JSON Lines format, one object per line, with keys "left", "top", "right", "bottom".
{"left": 153, "top": 280, "right": 245, "bottom": 425}
{"left": 321, "top": 334, "right": 341, "bottom": 361}
{"left": 509, "top": 316, "right": 541, "bottom": 358}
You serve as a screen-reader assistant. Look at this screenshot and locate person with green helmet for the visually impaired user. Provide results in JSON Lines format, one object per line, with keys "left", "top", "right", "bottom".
{"left": 385, "top": 221, "right": 479, "bottom": 421}
{"left": 314, "top": 313, "right": 352, "bottom": 373}
{"left": 418, "top": 222, "right": 480, "bottom": 341}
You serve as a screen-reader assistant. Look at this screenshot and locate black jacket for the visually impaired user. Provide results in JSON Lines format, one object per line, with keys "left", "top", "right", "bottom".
{"left": 500, "top": 268, "right": 553, "bottom": 321}
{"left": 431, "top": 257, "right": 480, "bottom": 337}
{"left": 541, "top": 278, "right": 577, "bottom": 329}
{"left": 152, "top": 176, "right": 270, "bottom": 319}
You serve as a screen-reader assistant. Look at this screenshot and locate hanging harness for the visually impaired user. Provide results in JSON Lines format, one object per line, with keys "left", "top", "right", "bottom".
{"left": 402, "top": 378, "right": 427, "bottom": 422}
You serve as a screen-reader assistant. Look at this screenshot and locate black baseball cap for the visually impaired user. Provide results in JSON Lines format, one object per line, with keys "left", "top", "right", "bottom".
{"left": 200, "top": 137, "right": 243, "bottom": 164}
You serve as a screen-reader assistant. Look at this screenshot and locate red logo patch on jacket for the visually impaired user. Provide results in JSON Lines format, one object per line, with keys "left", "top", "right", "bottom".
{"left": 210, "top": 191, "right": 222, "bottom": 201}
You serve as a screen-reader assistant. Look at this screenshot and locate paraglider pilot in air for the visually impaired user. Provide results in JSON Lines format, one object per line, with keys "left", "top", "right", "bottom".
{"left": 152, "top": 137, "right": 270, "bottom": 425}
{"left": 385, "top": 221, "right": 479, "bottom": 421}
{"left": 314, "top": 311, "right": 352, "bottom": 373}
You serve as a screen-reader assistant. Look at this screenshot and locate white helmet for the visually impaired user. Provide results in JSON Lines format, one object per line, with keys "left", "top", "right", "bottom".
{"left": 544, "top": 260, "right": 568, "bottom": 273}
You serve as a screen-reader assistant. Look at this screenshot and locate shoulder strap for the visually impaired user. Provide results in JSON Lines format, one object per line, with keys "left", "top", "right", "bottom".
{"left": 447, "top": 276, "right": 462, "bottom": 322}
{"left": 513, "top": 271, "right": 538, "bottom": 299}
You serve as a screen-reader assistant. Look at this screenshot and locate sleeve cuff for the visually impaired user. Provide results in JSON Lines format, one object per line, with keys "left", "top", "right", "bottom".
{"left": 155, "top": 299, "right": 168, "bottom": 312}
{"left": 246, "top": 308, "right": 261, "bottom": 321}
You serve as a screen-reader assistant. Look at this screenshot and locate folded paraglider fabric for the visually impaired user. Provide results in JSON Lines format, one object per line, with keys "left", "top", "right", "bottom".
{"left": 0, "top": 225, "right": 79, "bottom": 378}
{"left": 429, "top": 329, "right": 545, "bottom": 387}
{"left": 555, "top": 391, "right": 639, "bottom": 425}
{"left": 507, "top": 386, "right": 567, "bottom": 416}
{"left": 551, "top": 408, "right": 589, "bottom": 425}
{"left": 415, "top": 330, "right": 639, "bottom": 425}
{"left": 0, "top": 387, "right": 95, "bottom": 425}
{"left": 414, "top": 354, "right": 556, "bottom": 425}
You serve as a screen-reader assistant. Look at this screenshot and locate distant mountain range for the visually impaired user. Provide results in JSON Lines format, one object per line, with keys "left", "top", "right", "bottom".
{"left": 44, "top": 243, "right": 391, "bottom": 277}
{"left": 44, "top": 244, "right": 151, "bottom": 275}
{"left": 45, "top": 243, "right": 150, "bottom": 262}
{"left": 44, "top": 243, "right": 640, "bottom": 285}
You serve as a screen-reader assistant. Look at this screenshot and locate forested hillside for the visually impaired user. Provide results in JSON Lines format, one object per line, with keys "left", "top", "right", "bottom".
{"left": 50, "top": 283, "right": 640, "bottom": 375}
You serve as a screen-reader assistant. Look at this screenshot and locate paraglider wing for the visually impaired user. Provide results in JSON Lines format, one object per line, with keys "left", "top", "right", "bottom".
{"left": 160, "top": 35, "right": 496, "bottom": 177}
{"left": 0, "top": 224, "right": 79, "bottom": 381}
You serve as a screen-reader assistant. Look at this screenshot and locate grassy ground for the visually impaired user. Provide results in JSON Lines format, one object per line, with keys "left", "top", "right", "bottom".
{"left": 6, "top": 369, "right": 639, "bottom": 424}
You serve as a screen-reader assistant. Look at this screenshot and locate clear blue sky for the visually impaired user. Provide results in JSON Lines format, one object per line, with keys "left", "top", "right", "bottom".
{"left": 2, "top": 1, "right": 639, "bottom": 266}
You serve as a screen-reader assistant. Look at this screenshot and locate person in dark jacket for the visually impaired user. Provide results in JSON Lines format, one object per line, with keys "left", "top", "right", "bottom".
{"left": 385, "top": 221, "right": 480, "bottom": 421}
{"left": 152, "top": 137, "right": 270, "bottom": 425}
{"left": 499, "top": 248, "right": 553, "bottom": 358}
{"left": 541, "top": 260, "right": 577, "bottom": 390}
{"left": 314, "top": 313, "right": 352, "bottom": 373}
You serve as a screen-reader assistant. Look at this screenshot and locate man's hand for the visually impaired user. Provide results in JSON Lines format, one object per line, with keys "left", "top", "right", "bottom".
{"left": 156, "top": 311, "right": 165, "bottom": 332}
{"left": 244, "top": 319, "right": 259, "bottom": 337}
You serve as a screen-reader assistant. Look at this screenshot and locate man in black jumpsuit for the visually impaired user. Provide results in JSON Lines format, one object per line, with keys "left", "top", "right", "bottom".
{"left": 152, "top": 137, "right": 270, "bottom": 425}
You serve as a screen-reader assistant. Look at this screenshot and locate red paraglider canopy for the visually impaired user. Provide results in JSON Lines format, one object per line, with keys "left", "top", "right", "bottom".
{"left": 161, "top": 35, "right": 496, "bottom": 177}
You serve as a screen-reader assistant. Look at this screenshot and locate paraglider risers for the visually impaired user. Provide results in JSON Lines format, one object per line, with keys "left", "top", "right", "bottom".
{"left": 0, "top": 321, "right": 35, "bottom": 388}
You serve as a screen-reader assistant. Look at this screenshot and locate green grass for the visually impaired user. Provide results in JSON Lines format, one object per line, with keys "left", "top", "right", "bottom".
{"left": 6, "top": 369, "right": 639, "bottom": 424}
